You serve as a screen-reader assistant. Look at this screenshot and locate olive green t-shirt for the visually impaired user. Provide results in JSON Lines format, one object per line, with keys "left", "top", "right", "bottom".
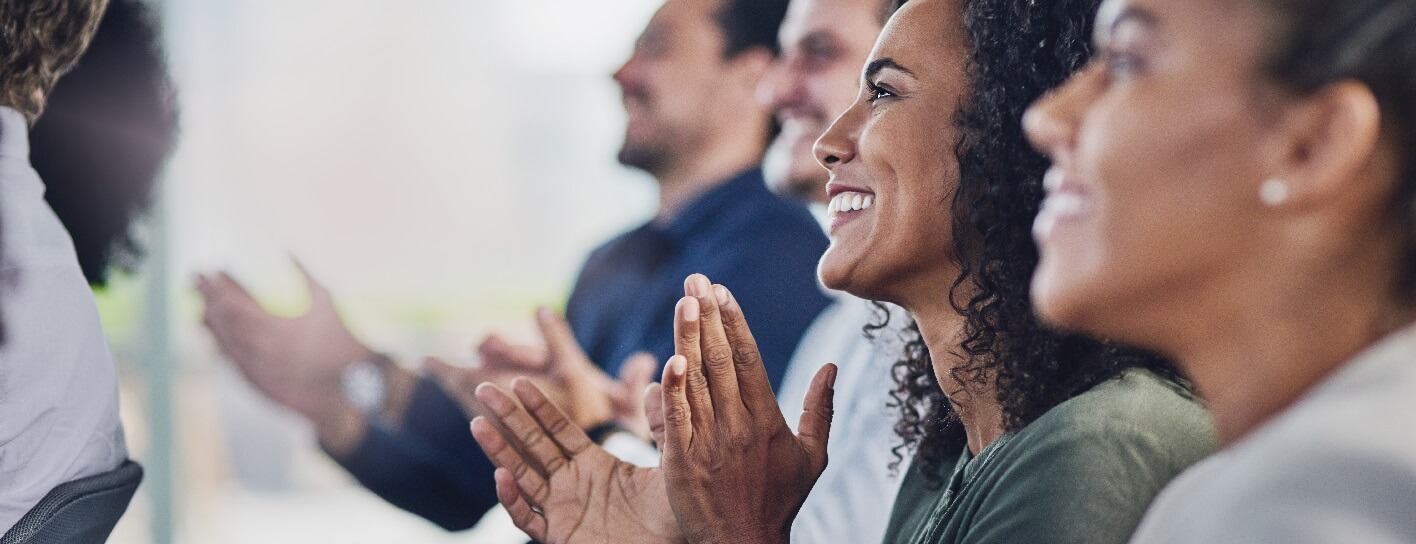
{"left": 882, "top": 369, "right": 1217, "bottom": 544}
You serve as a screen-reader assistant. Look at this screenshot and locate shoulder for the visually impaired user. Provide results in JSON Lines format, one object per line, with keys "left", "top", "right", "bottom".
{"left": 964, "top": 370, "right": 1218, "bottom": 543}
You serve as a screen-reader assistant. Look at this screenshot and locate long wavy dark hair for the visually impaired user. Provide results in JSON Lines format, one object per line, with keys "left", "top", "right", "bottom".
{"left": 32, "top": 0, "right": 178, "bottom": 287}
{"left": 880, "top": 0, "right": 1188, "bottom": 480}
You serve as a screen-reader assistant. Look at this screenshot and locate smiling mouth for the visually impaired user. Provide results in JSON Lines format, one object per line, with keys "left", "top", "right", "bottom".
{"left": 828, "top": 191, "right": 875, "bottom": 214}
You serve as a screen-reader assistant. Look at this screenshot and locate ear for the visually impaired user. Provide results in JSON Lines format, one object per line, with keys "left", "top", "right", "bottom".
{"left": 1267, "top": 81, "right": 1383, "bottom": 208}
{"left": 724, "top": 46, "right": 777, "bottom": 90}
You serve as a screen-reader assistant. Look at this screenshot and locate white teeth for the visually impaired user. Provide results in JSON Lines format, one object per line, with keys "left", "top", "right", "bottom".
{"left": 829, "top": 191, "right": 875, "bottom": 214}
{"left": 1043, "top": 168, "right": 1065, "bottom": 192}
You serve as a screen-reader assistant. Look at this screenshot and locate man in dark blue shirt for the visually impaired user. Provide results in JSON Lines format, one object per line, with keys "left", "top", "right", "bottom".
{"left": 197, "top": 0, "right": 828, "bottom": 532}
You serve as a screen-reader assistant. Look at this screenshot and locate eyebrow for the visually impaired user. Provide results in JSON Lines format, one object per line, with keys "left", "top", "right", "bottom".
{"left": 864, "top": 58, "right": 913, "bottom": 81}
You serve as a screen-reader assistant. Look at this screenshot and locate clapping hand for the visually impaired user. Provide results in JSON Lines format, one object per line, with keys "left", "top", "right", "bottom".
{"left": 656, "top": 274, "right": 837, "bottom": 544}
{"left": 427, "top": 307, "right": 657, "bottom": 432}
{"left": 470, "top": 379, "right": 684, "bottom": 544}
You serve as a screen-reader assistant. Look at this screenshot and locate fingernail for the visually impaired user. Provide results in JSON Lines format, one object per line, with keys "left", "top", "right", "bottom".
{"left": 713, "top": 285, "right": 729, "bottom": 306}
{"left": 682, "top": 296, "right": 699, "bottom": 322}
{"left": 669, "top": 355, "right": 687, "bottom": 377}
{"left": 687, "top": 274, "right": 711, "bottom": 297}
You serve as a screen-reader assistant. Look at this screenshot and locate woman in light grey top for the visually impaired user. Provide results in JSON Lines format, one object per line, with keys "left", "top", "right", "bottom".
{"left": 1024, "top": 0, "right": 1416, "bottom": 541}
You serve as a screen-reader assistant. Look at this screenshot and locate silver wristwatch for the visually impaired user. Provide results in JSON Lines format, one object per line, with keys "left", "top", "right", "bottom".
{"left": 341, "top": 354, "right": 390, "bottom": 417}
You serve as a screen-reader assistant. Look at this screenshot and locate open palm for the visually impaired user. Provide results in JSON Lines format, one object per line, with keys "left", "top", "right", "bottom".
{"left": 471, "top": 380, "right": 683, "bottom": 544}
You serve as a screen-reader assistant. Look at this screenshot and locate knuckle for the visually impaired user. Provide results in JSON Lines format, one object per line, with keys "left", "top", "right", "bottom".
{"left": 731, "top": 344, "right": 758, "bottom": 365}
{"left": 704, "top": 344, "right": 734, "bottom": 366}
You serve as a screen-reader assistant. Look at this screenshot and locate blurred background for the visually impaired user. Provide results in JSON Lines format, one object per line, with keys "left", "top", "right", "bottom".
{"left": 92, "top": 0, "right": 667, "bottom": 541}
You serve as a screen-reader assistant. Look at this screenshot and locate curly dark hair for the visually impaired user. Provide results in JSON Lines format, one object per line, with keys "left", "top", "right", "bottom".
{"left": 31, "top": 0, "right": 178, "bottom": 286}
{"left": 0, "top": 0, "right": 108, "bottom": 122}
{"left": 880, "top": 0, "right": 1188, "bottom": 481}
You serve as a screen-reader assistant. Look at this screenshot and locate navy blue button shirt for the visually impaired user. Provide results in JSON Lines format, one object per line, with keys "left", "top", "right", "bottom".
{"left": 567, "top": 167, "right": 831, "bottom": 386}
{"left": 336, "top": 167, "right": 833, "bottom": 531}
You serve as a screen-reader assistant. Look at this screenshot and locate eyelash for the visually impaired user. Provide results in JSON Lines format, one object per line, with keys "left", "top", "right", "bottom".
{"left": 1103, "top": 49, "right": 1145, "bottom": 78}
{"left": 866, "top": 81, "right": 896, "bottom": 103}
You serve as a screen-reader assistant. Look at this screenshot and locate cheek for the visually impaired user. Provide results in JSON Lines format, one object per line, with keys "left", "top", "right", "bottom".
{"left": 1033, "top": 87, "right": 1268, "bottom": 333}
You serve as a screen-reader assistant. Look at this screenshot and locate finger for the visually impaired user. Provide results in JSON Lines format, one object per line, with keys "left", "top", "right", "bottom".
{"left": 658, "top": 356, "right": 693, "bottom": 454}
{"left": 511, "top": 378, "right": 594, "bottom": 456}
{"left": 495, "top": 467, "right": 549, "bottom": 541}
{"left": 475, "top": 383, "right": 570, "bottom": 474}
{"left": 290, "top": 257, "right": 333, "bottom": 306}
{"left": 685, "top": 275, "right": 743, "bottom": 421}
{"left": 472, "top": 417, "right": 552, "bottom": 505}
{"left": 796, "top": 364, "right": 838, "bottom": 474}
{"left": 535, "top": 307, "right": 595, "bottom": 372}
{"left": 479, "top": 334, "right": 550, "bottom": 371}
{"left": 213, "top": 271, "right": 262, "bottom": 309}
{"left": 717, "top": 285, "right": 779, "bottom": 419}
{"left": 614, "top": 353, "right": 657, "bottom": 414}
{"left": 644, "top": 383, "right": 667, "bottom": 447}
{"left": 424, "top": 357, "right": 483, "bottom": 414}
{"left": 673, "top": 296, "right": 714, "bottom": 430}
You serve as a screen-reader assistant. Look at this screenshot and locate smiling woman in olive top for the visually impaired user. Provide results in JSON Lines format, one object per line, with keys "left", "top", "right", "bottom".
{"left": 1026, "top": 0, "right": 1416, "bottom": 541}
{"left": 464, "top": 0, "right": 1216, "bottom": 543}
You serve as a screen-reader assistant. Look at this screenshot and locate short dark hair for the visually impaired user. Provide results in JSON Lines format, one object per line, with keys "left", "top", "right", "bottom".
{"left": 716, "top": 0, "right": 791, "bottom": 57}
{"left": 1257, "top": 0, "right": 1416, "bottom": 299}
{"left": 31, "top": 0, "right": 178, "bottom": 286}
{"left": 0, "top": 0, "right": 109, "bottom": 122}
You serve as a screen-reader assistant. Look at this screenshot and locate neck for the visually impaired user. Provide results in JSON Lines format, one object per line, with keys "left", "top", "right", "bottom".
{"left": 1165, "top": 248, "right": 1415, "bottom": 445}
{"left": 902, "top": 284, "right": 1007, "bottom": 456}
{"left": 653, "top": 128, "right": 768, "bottom": 224}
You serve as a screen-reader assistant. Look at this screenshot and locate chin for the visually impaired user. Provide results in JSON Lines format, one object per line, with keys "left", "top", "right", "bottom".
{"left": 818, "top": 244, "right": 887, "bottom": 301}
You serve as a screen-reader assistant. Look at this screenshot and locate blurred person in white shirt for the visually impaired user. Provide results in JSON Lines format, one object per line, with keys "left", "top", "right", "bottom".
{"left": 0, "top": 0, "right": 128, "bottom": 532}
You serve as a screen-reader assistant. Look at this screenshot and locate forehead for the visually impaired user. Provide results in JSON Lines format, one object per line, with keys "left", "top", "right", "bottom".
{"left": 647, "top": 0, "right": 722, "bottom": 32}
{"left": 1095, "top": 0, "right": 1265, "bottom": 48}
{"left": 782, "top": 0, "right": 886, "bottom": 38}
{"left": 871, "top": 0, "right": 964, "bottom": 63}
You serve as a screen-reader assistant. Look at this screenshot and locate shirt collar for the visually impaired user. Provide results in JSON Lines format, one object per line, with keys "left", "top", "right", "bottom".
{"left": 658, "top": 167, "right": 766, "bottom": 243}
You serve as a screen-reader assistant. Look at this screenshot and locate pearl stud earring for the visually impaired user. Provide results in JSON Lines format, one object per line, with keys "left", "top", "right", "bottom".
{"left": 1260, "top": 179, "right": 1289, "bottom": 207}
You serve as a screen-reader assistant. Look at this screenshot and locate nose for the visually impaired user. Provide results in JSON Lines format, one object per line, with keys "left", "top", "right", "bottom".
{"left": 1023, "top": 64, "right": 1098, "bottom": 160}
{"left": 614, "top": 51, "right": 640, "bottom": 89}
{"left": 815, "top": 101, "right": 861, "bottom": 170}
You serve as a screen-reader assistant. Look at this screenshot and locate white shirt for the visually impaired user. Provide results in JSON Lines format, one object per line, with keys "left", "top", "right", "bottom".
{"left": 0, "top": 107, "right": 127, "bottom": 531}
{"left": 599, "top": 294, "right": 908, "bottom": 544}
{"left": 1130, "top": 323, "right": 1416, "bottom": 544}
{"left": 777, "top": 294, "right": 907, "bottom": 544}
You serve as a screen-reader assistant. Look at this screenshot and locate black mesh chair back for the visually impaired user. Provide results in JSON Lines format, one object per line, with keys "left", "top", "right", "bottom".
{"left": 0, "top": 460, "right": 143, "bottom": 544}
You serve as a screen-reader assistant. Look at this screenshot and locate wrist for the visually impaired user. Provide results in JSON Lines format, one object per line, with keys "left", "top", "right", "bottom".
{"left": 316, "top": 402, "right": 369, "bottom": 458}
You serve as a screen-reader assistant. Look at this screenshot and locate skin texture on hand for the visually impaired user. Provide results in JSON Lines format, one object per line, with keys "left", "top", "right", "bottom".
{"left": 658, "top": 274, "right": 837, "bottom": 544}
{"left": 428, "top": 307, "right": 646, "bottom": 431}
{"left": 470, "top": 379, "right": 684, "bottom": 544}
{"left": 196, "top": 260, "right": 384, "bottom": 454}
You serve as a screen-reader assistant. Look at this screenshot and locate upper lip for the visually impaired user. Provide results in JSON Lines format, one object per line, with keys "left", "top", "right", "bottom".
{"left": 826, "top": 181, "right": 874, "bottom": 198}
{"left": 1042, "top": 167, "right": 1090, "bottom": 196}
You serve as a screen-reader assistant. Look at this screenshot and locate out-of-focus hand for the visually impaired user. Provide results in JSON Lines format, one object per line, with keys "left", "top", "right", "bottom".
{"left": 471, "top": 379, "right": 684, "bottom": 544}
{"left": 658, "top": 274, "right": 837, "bottom": 544}
{"left": 611, "top": 352, "right": 659, "bottom": 441}
{"left": 196, "top": 262, "right": 378, "bottom": 439}
{"left": 430, "top": 307, "right": 629, "bottom": 430}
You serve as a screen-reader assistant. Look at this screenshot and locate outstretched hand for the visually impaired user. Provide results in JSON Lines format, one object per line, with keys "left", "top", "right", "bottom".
{"left": 196, "top": 260, "right": 377, "bottom": 430}
{"left": 471, "top": 379, "right": 683, "bottom": 544}
{"left": 657, "top": 274, "right": 837, "bottom": 544}
{"left": 429, "top": 307, "right": 655, "bottom": 431}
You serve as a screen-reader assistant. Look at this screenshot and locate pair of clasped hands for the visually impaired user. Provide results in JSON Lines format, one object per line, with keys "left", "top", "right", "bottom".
{"left": 470, "top": 274, "right": 840, "bottom": 544}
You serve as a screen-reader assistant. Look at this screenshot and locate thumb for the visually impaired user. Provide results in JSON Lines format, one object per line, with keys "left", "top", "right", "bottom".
{"left": 292, "top": 256, "right": 334, "bottom": 307}
{"left": 644, "top": 382, "right": 667, "bottom": 447}
{"left": 796, "top": 363, "right": 837, "bottom": 473}
{"left": 617, "top": 352, "right": 657, "bottom": 396}
{"left": 535, "top": 307, "right": 593, "bottom": 371}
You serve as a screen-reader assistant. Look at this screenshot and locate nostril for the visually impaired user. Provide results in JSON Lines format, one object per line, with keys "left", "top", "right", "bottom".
{"left": 824, "top": 155, "right": 840, "bottom": 165}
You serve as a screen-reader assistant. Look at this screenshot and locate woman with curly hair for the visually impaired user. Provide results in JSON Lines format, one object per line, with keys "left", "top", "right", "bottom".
{"left": 1026, "top": 0, "right": 1416, "bottom": 541}
{"left": 464, "top": 0, "right": 1214, "bottom": 543}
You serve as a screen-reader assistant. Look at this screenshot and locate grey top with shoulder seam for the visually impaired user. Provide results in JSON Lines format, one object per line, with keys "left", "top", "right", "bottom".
{"left": 883, "top": 368, "right": 1217, "bottom": 544}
